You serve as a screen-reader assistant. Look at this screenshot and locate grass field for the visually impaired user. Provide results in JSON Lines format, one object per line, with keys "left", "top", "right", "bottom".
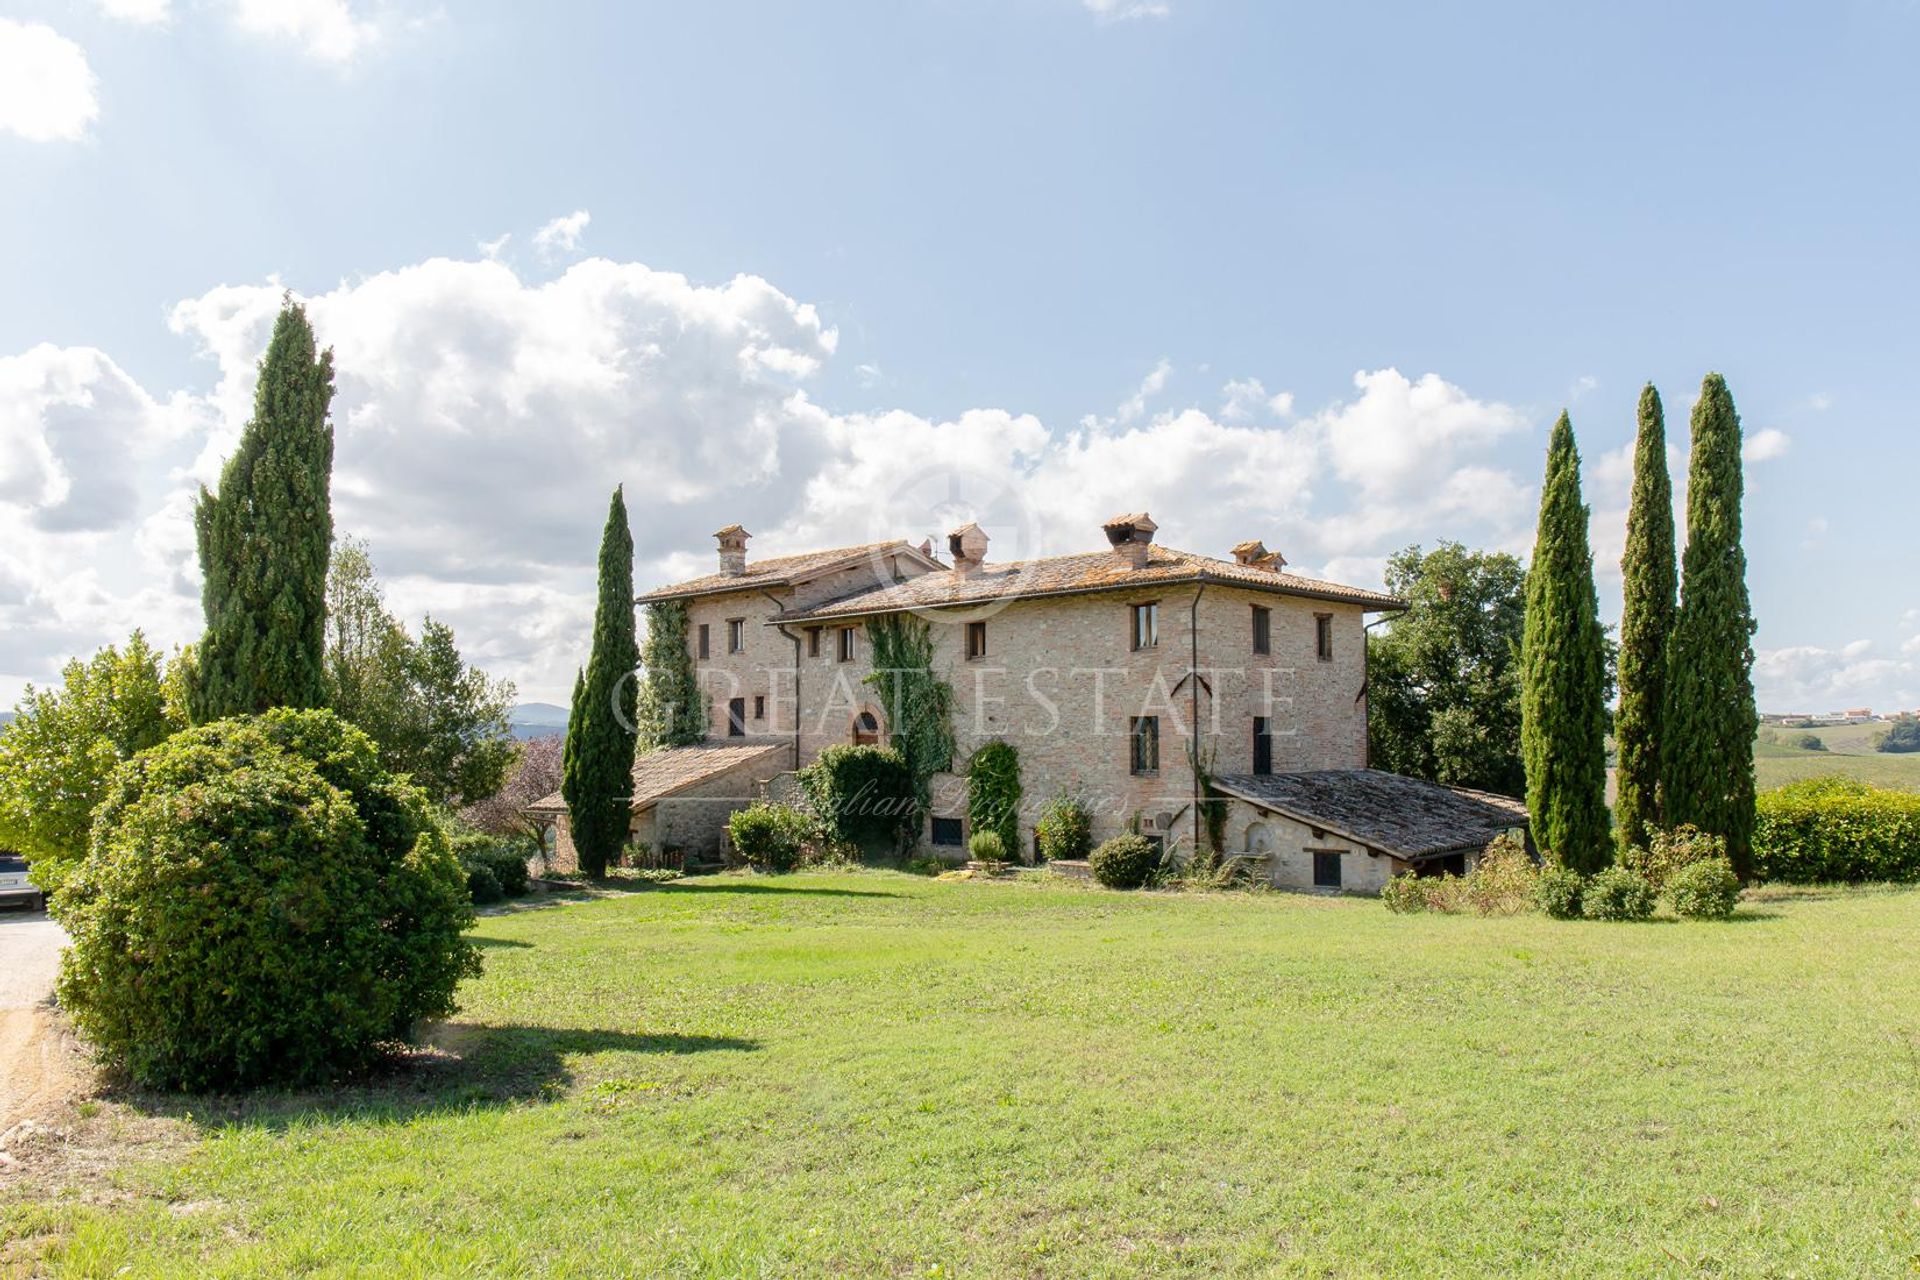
{"left": 7, "top": 873, "right": 1920, "bottom": 1277}
{"left": 1756, "top": 721, "right": 1920, "bottom": 791}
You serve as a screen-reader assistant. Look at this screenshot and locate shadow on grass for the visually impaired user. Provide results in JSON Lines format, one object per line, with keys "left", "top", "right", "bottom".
{"left": 115, "top": 1022, "right": 759, "bottom": 1131}
{"left": 648, "top": 881, "right": 902, "bottom": 899}
{"left": 469, "top": 934, "right": 533, "bottom": 948}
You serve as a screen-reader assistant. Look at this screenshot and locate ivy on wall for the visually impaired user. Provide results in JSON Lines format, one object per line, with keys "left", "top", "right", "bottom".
{"left": 967, "top": 740, "right": 1023, "bottom": 861}
{"left": 638, "top": 600, "right": 705, "bottom": 749}
{"left": 863, "top": 613, "right": 956, "bottom": 817}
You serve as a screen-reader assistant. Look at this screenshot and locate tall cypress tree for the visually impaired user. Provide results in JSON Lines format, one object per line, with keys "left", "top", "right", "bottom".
{"left": 1520, "top": 412, "right": 1612, "bottom": 873}
{"left": 1613, "top": 384, "right": 1676, "bottom": 853}
{"left": 1664, "top": 374, "right": 1758, "bottom": 878}
{"left": 190, "top": 297, "right": 335, "bottom": 721}
{"left": 560, "top": 487, "right": 640, "bottom": 877}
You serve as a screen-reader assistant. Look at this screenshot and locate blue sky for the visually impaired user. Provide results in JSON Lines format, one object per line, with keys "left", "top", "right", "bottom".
{"left": 3, "top": 0, "right": 1917, "bottom": 711}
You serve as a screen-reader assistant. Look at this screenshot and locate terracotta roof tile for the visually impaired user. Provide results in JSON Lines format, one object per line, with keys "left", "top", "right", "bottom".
{"left": 635, "top": 541, "right": 929, "bottom": 603}
{"left": 526, "top": 741, "right": 786, "bottom": 815}
{"left": 1211, "top": 769, "right": 1527, "bottom": 859}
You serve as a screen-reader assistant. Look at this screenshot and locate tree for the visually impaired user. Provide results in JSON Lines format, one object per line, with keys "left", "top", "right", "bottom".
{"left": 324, "top": 540, "right": 517, "bottom": 808}
{"left": 1880, "top": 717, "right": 1920, "bottom": 754}
{"left": 0, "top": 632, "right": 185, "bottom": 890}
{"left": 1665, "top": 375, "right": 1758, "bottom": 876}
{"left": 191, "top": 297, "right": 335, "bottom": 721}
{"left": 1520, "top": 412, "right": 1612, "bottom": 872}
{"left": 1366, "top": 542, "right": 1527, "bottom": 796}
{"left": 560, "top": 487, "right": 640, "bottom": 876}
{"left": 460, "top": 734, "right": 564, "bottom": 842}
{"left": 1613, "top": 383, "right": 1677, "bottom": 852}
{"left": 637, "top": 600, "right": 705, "bottom": 749}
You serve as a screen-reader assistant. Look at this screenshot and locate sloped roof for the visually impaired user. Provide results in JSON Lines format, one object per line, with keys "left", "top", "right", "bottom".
{"left": 776, "top": 544, "right": 1403, "bottom": 622}
{"left": 635, "top": 540, "right": 940, "bottom": 604}
{"left": 526, "top": 741, "right": 786, "bottom": 816}
{"left": 1211, "top": 769, "right": 1527, "bottom": 859}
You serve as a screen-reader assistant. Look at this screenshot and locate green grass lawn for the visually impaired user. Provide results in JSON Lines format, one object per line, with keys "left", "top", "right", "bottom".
{"left": 9, "top": 873, "right": 1920, "bottom": 1278}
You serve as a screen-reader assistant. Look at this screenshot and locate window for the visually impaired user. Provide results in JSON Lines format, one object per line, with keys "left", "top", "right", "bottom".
{"left": 727, "top": 618, "right": 745, "bottom": 654}
{"left": 1253, "top": 716, "right": 1272, "bottom": 775}
{"left": 838, "top": 626, "right": 858, "bottom": 663}
{"left": 727, "top": 697, "right": 746, "bottom": 737}
{"left": 931, "top": 817, "right": 964, "bottom": 847}
{"left": 1315, "top": 613, "right": 1334, "bottom": 662}
{"left": 1251, "top": 605, "right": 1271, "bottom": 655}
{"left": 1312, "top": 850, "right": 1343, "bottom": 888}
{"left": 1130, "top": 715, "right": 1160, "bottom": 774}
{"left": 753, "top": 694, "right": 766, "bottom": 720}
{"left": 806, "top": 626, "right": 822, "bottom": 658}
{"left": 966, "top": 620, "right": 987, "bottom": 660}
{"left": 1130, "top": 602, "right": 1159, "bottom": 651}
{"left": 697, "top": 623, "right": 711, "bottom": 660}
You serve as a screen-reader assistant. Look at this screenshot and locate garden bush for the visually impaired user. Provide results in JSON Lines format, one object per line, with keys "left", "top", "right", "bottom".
{"left": 53, "top": 710, "right": 479, "bottom": 1090}
{"left": 797, "top": 745, "right": 915, "bottom": 853}
{"left": 727, "top": 802, "right": 819, "bottom": 873}
{"left": 968, "top": 830, "right": 1008, "bottom": 864}
{"left": 1534, "top": 863, "right": 1585, "bottom": 919}
{"left": 1380, "top": 873, "right": 1429, "bottom": 914}
{"left": 1089, "top": 834, "right": 1161, "bottom": 890}
{"left": 1034, "top": 792, "right": 1093, "bottom": 863}
{"left": 966, "top": 741, "right": 1023, "bottom": 860}
{"left": 1668, "top": 856, "right": 1741, "bottom": 920}
{"left": 1581, "top": 866, "right": 1656, "bottom": 921}
{"left": 1754, "top": 778, "right": 1920, "bottom": 883}
{"left": 450, "top": 831, "right": 531, "bottom": 904}
{"left": 1378, "top": 836, "right": 1536, "bottom": 916}
{"left": 1622, "top": 825, "right": 1726, "bottom": 896}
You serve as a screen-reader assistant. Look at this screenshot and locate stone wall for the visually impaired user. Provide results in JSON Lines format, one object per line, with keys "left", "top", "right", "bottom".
{"left": 1220, "top": 797, "right": 1407, "bottom": 894}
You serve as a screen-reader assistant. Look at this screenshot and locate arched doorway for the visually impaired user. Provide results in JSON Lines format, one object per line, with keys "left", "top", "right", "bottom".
{"left": 851, "top": 709, "right": 881, "bottom": 747}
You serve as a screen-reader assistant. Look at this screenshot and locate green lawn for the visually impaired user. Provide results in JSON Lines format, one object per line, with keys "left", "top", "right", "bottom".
{"left": 9, "top": 873, "right": 1920, "bottom": 1277}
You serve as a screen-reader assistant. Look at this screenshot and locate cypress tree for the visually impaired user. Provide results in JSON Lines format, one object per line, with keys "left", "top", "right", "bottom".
{"left": 1664, "top": 374, "right": 1758, "bottom": 878}
{"left": 190, "top": 298, "right": 335, "bottom": 721}
{"left": 1520, "top": 412, "right": 1612, "bottom": 873}
{"left": 1613, "top": 384, "right": 1676, "bottom": 853}
{"left": 638, "top": 600, "right": 706, "bottom": 749}
{"left": 560, "top": 488, "right": 640, "bottom": 877}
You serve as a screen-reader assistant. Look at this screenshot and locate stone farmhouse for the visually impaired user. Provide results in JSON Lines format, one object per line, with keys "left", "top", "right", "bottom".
{"left": 532, "top": 513, "right": 1526, "bottom": 893}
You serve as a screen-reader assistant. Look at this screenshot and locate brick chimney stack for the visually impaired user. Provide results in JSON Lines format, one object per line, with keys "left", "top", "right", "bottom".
{"left": 1102, "top": 512, "right": 1158, "bottom": 569}
{"left": 715, "top": 524, "right": 750, "bottom": 576}
{"left": 948, "top": 521, "right": 989, "bottom": 576}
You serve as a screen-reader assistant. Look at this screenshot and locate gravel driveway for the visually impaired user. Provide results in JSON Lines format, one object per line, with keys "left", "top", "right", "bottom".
{"left": 0, "top": 909, "right": 72, "bottom": 1131}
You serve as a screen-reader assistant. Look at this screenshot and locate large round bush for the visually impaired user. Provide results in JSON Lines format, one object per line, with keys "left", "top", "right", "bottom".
{"left": 1089, "top": 834, "right": 1160, "bottom": 890}
{"left": 727, "top": 802, "right": 817, "bottom": 873}
{"left": 1581, "top": 866, "right": 1656, "bottom": 922}
{"left": 1533, "top": 863, "right": 1585, "bottom": 920}
{"left": 1034, "top": 793, "right": 1093, "bottom": 863}
{"left": 1667, "top": 857, "right": 1740, "bottom": 920}
{"left": 54, "top": 710, "right": 479, "bottom": 1090}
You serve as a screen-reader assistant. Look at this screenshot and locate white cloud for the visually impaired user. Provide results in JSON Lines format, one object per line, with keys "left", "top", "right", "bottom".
{"left": 0, "top": 20, "right": 100, "bottom": 143}
{"left": 1744, "top": 427, "right": 1791, "bottom": 463}
{"left": 1219, "top": 377, "right": 1292, "bottom": 424}
{"left": 96, "top": 0, "right": 172, "bottom": 24}
{"left": 224, "top": 0, "right": 378, "bottom": 63}
{"left": 1082, "top": 0, "right": 1170, "bottom": 20}
{"left": 478, "top": 232, "right": 510, "bottom": 261}
{"left": 532, "top": 210, "right": 591, "bottom": 258}
{"left": 1103, "top": 359, "right": 1170, "bottom": 426}
{"left": 1311, "top": 367, "right": 1530, "bottom": 504}
{"left": 1756, "top": 639, "right": 1917, "bottom": 714}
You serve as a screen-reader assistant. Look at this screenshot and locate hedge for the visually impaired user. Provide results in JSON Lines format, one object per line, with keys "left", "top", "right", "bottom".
{"left": 797, "top": 745, "right": 915, "bottom": 853}
{"left": 1753, "top": 778, "right": 1920, "bottom": 883}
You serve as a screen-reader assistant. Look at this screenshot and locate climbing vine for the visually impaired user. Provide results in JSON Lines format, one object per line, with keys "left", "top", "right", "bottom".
{"left": 967, "top": 740, "right": 1023, "bottom": 861}
{"left": 863, "top": 613, "right": 956, "bottom": 816}
{"left": 638, "top": 600, "right": 705, "bottom": 749}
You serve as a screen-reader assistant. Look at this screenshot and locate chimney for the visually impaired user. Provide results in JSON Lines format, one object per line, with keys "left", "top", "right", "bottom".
{"left": 1231, "top": 539, "right": 1287, "bottom": 572}
{"left": 1102, "top": 511, "right": 1158, "bottom": 569}
{"left": 714, "top": 524, "right": 750, "bottom": 576}
{"left": 948, "top": 521, "right": 989, "bottom": 576}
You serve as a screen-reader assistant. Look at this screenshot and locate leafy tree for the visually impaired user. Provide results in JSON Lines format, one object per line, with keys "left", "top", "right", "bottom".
{"left": 324, "top": 540, "right": 516, "bottom": 808}
{"left": 1367, "top": 542, "right": 1527, "bottom": 795}
{"left": 191, "top": 297, "right": 335, "bottom": 721}
{"left": 0, "top": 632, "right": 185, "bottom": 889}
{"left": 1614, "top": 383, "right": 1677, "bottom": 851}
{"left": 1520, "top": 413, "right": 1612, "bottom": 873}
{"left": 561, "top": 487, "right": 640, "bottom": 876}
{"left": 1664, "top": 374, "right": 1759, "bottom": 878}
{"left": 460, "top": 734, "right": 565, "bottom": 843}
{"left": 638, "top": 600, "right": 705, "bottom": 748}
{"left": 1878, "top": 717, "right": 1920, "bottom": 754}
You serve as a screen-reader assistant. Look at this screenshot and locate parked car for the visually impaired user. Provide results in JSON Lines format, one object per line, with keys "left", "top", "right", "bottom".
{"left": 0, "top": 853, "right": 44, "bottom": 911}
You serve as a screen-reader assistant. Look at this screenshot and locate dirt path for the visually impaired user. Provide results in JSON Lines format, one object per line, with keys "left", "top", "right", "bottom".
{"left": 0, "top": 912, "right": 76, "bottom": 1132}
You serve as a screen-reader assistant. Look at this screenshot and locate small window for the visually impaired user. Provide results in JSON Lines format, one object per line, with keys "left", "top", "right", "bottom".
{"left": 727, "top": 618, "right": 745, "bottom": 654}
{"left": 1130, "top": 715, "right": 1160, "bottom": 774}
{"left": 966, "top": 620, "right": 987, "bottom": 660}
{"left": 839, "top": 626, "right": 858, "bottom": 663}
{"left": 806, "top": 626, "right": 822, "bottom": 658}
{"left": 1131, "top": 602, "right": 1159, "bottom": 651}
{"left": 727, "top": 697, "right": 746, "bottom": 737}
{"left": 697, "top": 623, "right": 711, "bottom": 660}
{"left": 753, "top": 694, "right": 766, "bottom": 720}
{"left": 1313, "top": 850, "right": 1342, "bottom": 888}
{"left": 1253, "top": 716, "right": 1272, "bottom": 776}
{"left": 853, "top": 709, "right": 881, "bottom": 746}
{"left": 1251, "top": 605, "right": 1271, "bottom": 656}
{"left": 1315, "top": 613, "right": 1334, "bottom": 662}
{"left": 931, "top": 817, "right": 964, "bottom": 847}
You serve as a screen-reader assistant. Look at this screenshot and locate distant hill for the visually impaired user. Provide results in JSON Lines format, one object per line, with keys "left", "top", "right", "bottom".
{"left": 0, "top": 711, "right": 13, "bottom": 728}
{"left": 509, "top": 702, "right": 568, "bottom": 741}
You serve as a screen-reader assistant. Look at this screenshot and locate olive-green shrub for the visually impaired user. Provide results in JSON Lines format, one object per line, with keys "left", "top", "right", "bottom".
{"left": 1380, "top": 873, "right": 1429, "bottom": 914}
{"left": 1622, "top": 824, "right": 1725, "bottom": 896}
{"left": 1753, "top": 778, "right": 1920, "bottom": 883}
{"left": 1581, "top": 866, "right": 1656, "bottom": 921}
{"left": 727, "top": 802, "right": 819, "bottom": 873}
{"left": 54, "top": 710, "right": 479, "bottom": 1090}
{"left": 797, "top": 745, "right": 915, "bottom": 853}
{"left": 1089, "top": 834, "right": 1160, "bottom": 890}
{"left": 966, "top": 741, "right": 1023, "bottom": 861}
{"left": 1667, "top": 856, "right": 1740, "bottom": 920}
{"left": 1533, "top": 863, "right": 1585, "bottom": 919}
{"left": 968, "top": 831, "right": 1007, "bottom": 864}
{"left": 452, "top": 834, "right": 532, "bottom": 904}
{"left": 1034, "top": 792, "right": 1093, "bottom": 863}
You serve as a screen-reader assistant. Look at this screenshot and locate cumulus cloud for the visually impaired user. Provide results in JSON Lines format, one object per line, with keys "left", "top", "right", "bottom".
{"left": 1082, "top": 0, "right": 1170, "bottom": 20}
{"left": 1744, "top": 427, "right": 1791, "bottom": 463}
{"left": 0, "top": 20, "right": 100, "bottom": 143}
{"left": 532, "top": 210, "right": 591, "bottom": 258}
{"left": 1755, "top": 639, "right": 1917, "bottom": 714}
{"left": 224, "top": 0, "right": 379, "bottom": 63}
{"left": 96, "top": 0, "right": 172, "bottom": 24}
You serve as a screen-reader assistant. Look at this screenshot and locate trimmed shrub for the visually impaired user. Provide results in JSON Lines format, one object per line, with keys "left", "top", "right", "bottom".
{"left": 451, "top": 831, "right": 531, "bottom": 904}
{"left": 1034, "top": 792, "right": 1093, "bottom": 863}
{"left": 797, "top": 745, "right": 915, "bottom": 853}
{"left": 1534, "top": 863, "right": 1585, "bottom": 919}
{"left": 1380, "top": 873, "right": 1429, "bottom": 914}
{"left": 1623, "top": 824, "right": 1726, "bottom": 896}
{"left": 1668, "top": 856, "right": 1740, "bottom": 920}
{"left": 1089, "top": 834, "right": 1160, "bottom": 890}
{"left": 966, "top": 741, "right": 1023, "bottom": 861}
{"left": 1754, "top": 778, "right": 1920, "bottom": 883}
{"left": 53, "top": 710, "right": 479, "bottom": 1091}
{"left": 1582, "top": 866, "right": 1656, "bottom": 921}
{"left": 968, "top": 831, "right": 1007, "bottom": 864}
{"left": 727, "top": 802, "right": 818, "bottom": 873}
